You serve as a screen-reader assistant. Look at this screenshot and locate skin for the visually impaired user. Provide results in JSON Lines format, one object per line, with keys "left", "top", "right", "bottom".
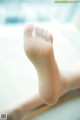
{"left": 1, "top": 24, "right": 80, "bottom": 119}
{"left": 24, "top": 24, "right": 69, "bottom": 104}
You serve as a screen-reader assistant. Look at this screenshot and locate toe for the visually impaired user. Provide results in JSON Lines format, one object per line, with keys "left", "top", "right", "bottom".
{"left": 35, "top": 27, "right": 43, "bottom": 37}
{"left": 34, "top": 26, "right": 53, "bottom": 43}
{"left": 42, "top": 30, "right": 48, "bottom": 39}
{"left": 41, "top": 30, "right": 53, "bottom": 43}
{"left": 35, "top": 27, "right": 49, "bottom": 40}
{"left": 24, "top": 24, "right": 33, "bottom": 37}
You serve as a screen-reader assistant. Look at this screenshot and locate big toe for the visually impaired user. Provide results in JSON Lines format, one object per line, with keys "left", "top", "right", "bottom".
{"left": 24, "top": 24, "right": 34, "bottom": 37}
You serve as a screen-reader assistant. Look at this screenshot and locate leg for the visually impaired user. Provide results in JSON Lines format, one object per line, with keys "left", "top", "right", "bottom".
{"left": 2, "top": 25, "right": 80, "bottom": 119}
{"left": 62, "top": 60, "right": 80, "bottom": 91}
{"left": 24, "top": 24, "right": 80, "bottom": 105}
{"left": 1, "top": 92, "right": 44, "bottom": 120}
{"left": 24, "top": 24, "right": 68, "bottom": 105}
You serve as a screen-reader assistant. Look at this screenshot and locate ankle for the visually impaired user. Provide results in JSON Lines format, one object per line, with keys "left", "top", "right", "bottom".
{"left": 39, "top": 87, "right": 60, "bottom": 105}
{"left": 59, "top": 73, "right": 70, "bottom": 96}
{"left": 38, "top": 77, "right": 61, "bottom": 105}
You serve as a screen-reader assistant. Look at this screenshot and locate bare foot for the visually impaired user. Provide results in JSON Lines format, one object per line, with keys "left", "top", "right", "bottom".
{"left": 24, "top": 25, "right": 66, "bottom": 105}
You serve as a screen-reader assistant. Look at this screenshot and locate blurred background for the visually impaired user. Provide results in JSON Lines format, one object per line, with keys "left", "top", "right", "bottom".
{"left": 0, "top": 0, "right": 80, "bottom": 113}
{"left": 0, "top": 0, "right": 80, "bottom": 24}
